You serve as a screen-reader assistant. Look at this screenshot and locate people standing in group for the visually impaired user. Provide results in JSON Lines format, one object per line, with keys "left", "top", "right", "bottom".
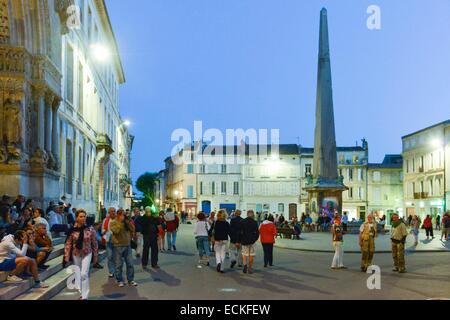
{"left": 110, "top": 209, "right": 138, "bottom": 287}
{"left": 410, "top": 215, "right": 420, "bottom": 246}
{"left": 441, "top": 212, "right": 450, "bottom": 241}
{"left": 164, "top": 208, "right": 179, "bottom": 252}
{"left": 229, "top": 210, "right": 243, "bottom": 269}
{"left": 331, "top": 216, "right": 346, "bottom": 270}
{"left": 63, "top": 209, "right": 98, "bottom": 300}
{"left": 194, "top": 212, "right": 211, "bottom": 266}
{"left": 140, "top": 207, "right": 161, "bottom": 270}
{"left": 131, "top": 208, "right": 143, "bottom": 258}
{"left": 391, "top": 213, "right": 408, "bottom": 273}
{"left": 423, "top": 215, "right": 434, "bottom": 240}
{"left": 359, "top": 215, "right": 377, "bottom": 272}
{"left": 239, "top": 210, "right": 259, "bottom": 275}
{"left": 102, "top": 208, "right": 116, "bottom": 278}
{"left": 212, "top": 210, "right": 230, "bottom": 273}
{"left": 157, "top": 211, "right": 167, "bottom": 252}
{"left": 259, "top": 215, "right": 277, "bottom": 268}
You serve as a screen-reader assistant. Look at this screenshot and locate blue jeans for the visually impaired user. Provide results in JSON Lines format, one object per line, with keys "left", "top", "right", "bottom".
{"left": 106, "top": 242, "right": 116, "bottom": 275}
{"left": 167, "top": 232, "right": 177, "bottom": 249}
{"left": 196, "top": 236, "right": 210, "bottom": 258}
{"left": 114, "top": 246, "right": 134, "bottom": 283}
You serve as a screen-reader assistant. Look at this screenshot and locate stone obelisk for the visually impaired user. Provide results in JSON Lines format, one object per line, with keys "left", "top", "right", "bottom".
{"left": 304, "top": 8, "right": 347, "bottom": 215}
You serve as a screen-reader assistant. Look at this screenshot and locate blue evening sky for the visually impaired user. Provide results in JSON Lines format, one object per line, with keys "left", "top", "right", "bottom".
{"left": 106, "top": 0, "right": 450, "bottom": 181}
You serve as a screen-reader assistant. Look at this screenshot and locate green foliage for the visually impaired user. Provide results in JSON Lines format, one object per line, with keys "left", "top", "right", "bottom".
{"left": 135, "top": 172, "right": 158, "bottom": 206}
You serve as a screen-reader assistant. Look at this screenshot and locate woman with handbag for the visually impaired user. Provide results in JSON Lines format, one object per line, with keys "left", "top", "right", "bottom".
{"left": 63, "top": 209, "right": 98, "bottom": 300}
{"left": 194, "top": 212, "right": 211, "bottom": 266}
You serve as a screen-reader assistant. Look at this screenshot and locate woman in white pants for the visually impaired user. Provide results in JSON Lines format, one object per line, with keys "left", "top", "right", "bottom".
{"left": 331, "top": 216, "right": 346, "bottom": 270}
{"left": 212, "top": 210, "right": 230, "bottom": 273}
{"left": 63, "top": 209, "right": 99, "bottom": 300}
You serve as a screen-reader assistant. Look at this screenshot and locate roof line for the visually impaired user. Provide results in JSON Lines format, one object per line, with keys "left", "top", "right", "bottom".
{"left": 402, "top": 119, "right": 450, "bottom": 140}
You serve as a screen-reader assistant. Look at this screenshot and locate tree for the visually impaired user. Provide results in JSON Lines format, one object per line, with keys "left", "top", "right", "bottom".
{"left": 135, "top": 172, "right": 158, "bottom": 208}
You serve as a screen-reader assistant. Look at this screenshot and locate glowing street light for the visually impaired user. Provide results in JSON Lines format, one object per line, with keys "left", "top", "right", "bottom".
{"left": 91, "top": 43, "right": 111, "bottom": 62}
{"left": 123, "top": 120, "right": 131, "bottom": 127}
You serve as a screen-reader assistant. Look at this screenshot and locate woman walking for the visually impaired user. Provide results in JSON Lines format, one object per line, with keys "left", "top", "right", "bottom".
{"left": 212, "top": 210, "right": 230, "bottom": 273}
{"left": 331, "top": 216, "right": 346, "bottom": 270}
{"left": 423, "top": 215, "right": 434, "bottom": 240}
{"left": 63, "top": 209, "right": 98, "bottom": 300}
{"left": 194, "top": 212, "right": 211, "bottom": 266}
{"left": 259, "top": 215, "right": 277, "bottom": 268}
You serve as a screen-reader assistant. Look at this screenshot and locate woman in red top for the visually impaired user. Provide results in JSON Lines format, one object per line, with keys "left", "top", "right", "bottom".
{"left": 259, "top": 215, "right": 277, "bottom": 268}
{"left": 423, "top": 215, "right": 434, "bottom": 240}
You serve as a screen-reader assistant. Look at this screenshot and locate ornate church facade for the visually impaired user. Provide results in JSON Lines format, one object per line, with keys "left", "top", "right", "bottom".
{"left": 0, "top": 0, "right": 133, "bottom": 215}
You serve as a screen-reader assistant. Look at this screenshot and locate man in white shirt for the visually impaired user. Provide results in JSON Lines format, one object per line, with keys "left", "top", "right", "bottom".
{"left": 32, "top": 209, "right": 52, "bottom": 240}
{"left": 48, "top": 205, "right": 69, "bottom": 235}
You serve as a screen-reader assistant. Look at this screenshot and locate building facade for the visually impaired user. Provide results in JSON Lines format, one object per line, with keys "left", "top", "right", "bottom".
{"left": 0, "top": 0, "right": 133, "bottom": 216}
{"left": 402, "top": 120, "right": 449, "bottom": 221}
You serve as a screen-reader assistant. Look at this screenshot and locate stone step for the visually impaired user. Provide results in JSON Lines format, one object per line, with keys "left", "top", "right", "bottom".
{"left": 15, "top": 251, "right": 106, "bottom": 300}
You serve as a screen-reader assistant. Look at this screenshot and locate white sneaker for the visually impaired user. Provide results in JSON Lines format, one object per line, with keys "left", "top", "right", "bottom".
{"left": 128, "top": 281, "right": 138, "bottom": 287}
{"left": 7, "top": 275, "right": 23, "bottom": 283}
{"left": 118, "top": 282, "right": 125, "bottom": 287}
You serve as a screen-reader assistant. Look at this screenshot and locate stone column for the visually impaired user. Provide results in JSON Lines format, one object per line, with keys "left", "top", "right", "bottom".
{"left": 52, "top": 98, "right": 61, "bottom": 171}
{"left": 44, "top": 93, "right": 54, "bottom": 167}
{"left": 37, "top": 91, "right": 46, "bottom": 153}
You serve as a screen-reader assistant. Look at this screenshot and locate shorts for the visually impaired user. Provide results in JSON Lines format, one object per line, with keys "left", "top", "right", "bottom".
{"left": 0, "top": 258, "right": 16, "bottom": 272}
{"left": 241, "top": 244, "right": 256, "bottom": 257}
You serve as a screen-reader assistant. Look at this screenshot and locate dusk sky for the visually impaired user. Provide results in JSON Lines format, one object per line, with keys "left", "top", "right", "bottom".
{"left": 107, "top": 0, "right": 450, "bottom": 182}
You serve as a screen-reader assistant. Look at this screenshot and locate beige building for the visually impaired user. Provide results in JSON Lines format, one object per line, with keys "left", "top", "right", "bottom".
{"left": 0, "top": 0, "right": 133, "bottom": 216}
{"left": 402, "top": 120, "right": 449, "bottom": 221}
{"left": 367, "top": 155, "right": 404, "bottom": 222}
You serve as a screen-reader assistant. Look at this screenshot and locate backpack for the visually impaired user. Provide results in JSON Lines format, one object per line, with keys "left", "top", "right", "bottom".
{"left": 445, "top": 217, "right": 450, "bottom": 229}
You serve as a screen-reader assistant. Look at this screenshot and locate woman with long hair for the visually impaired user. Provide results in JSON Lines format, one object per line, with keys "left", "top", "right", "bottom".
{"left": 63, "top": 209, "right": 98, "bottom": 300}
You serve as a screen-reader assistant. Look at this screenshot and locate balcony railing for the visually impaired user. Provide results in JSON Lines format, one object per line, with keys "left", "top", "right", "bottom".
{"left": 414, "top": 192, "right": 429, "bottom": 199}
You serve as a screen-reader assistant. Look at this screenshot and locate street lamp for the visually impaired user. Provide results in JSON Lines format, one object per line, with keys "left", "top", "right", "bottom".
{"left": 90, "top": 43, "right": 111, "bottom": 62}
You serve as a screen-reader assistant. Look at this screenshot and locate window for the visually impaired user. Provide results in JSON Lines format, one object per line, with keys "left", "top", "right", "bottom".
{"left": 199, "top": 182, "right": 203, "bottom": 195}
{"left": 233, "top": 182, "right": 239, "bottom": 195}
{"left": 373, "top": 187, "right": 381, "bottom": 203}
{"left": 373, "top": 171, "right": 381, "bottom": 182}
{"left": 200, "top": 165, "right": 206, "bottom": 174}
{"left": 78, "top": 146, "right": 83, "bottom": 195}
{"left": 221, "top": 165, "right": 227, "bottom": 174}
{"left": 78, "top": 62, "right": 83, "bottom": 115}
{"left": 66, "top": 45, "right": 74, "bottom": 103}
{"left": 221, "top": 182, "right": 227, "bottom": 194}
{"left": 278, "top": 203, "right": 285, "bottom": 214}
{"left": 211, "top": 182, "right": 216, "bottom": 195}
{"left": 420, "top": 181, "right": 424, "bottom": 193}
{"left": 358, "top": 168, "right": 364, "bottom": 181}
{"left": 187, "top": 186, "right": 194, "bottom": 199}
{"left": 66, "top": 140, "right": 73, "bottom": 194}
{"left": 429, "top": 180, "right": 433, "bottom": 195}
{"left": 187, "top": 164, "right": 194, "bottom": 174}
{"left": 358, "top": 187, "right": 364, "bottom": 200}
{"left": 406, "top": 160, "right": 409, "bottom": 173}
{"left": 305, "top": 164, "right": 312, "bottom": 177}
{"left": 348, "top": 187, "right": 353, "bottom": 199}
{"left": 430, "top": 153, "right": 434, "bottom": 170}
{"left": 348, "top": 168, "right": 353, "bottom": 181}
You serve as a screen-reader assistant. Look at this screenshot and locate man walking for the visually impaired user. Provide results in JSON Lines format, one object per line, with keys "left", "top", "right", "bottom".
{"left": 140, "top": 207, "right": 161, "bottom": 269}
{"left": 390, "top": 213, "right": 408, "bottom": 273}
{"left": 110, "top": 209, "right": 137, "bottom": 287}
{"left": 359, "top": 215, "right": 377, "bottom": 272}
{"left": 239, "top": 210, "right": 259, "bottom": 274}
{"left": 102, "top": 208, "right": 116, "bottom": 278}
{"left": 229, "top": 209, "right": 243, "bottom": 269}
